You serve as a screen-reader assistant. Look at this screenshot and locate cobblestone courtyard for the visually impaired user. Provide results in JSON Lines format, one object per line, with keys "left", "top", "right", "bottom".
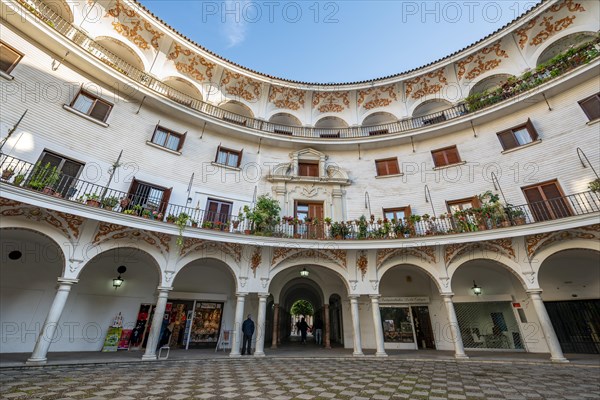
{"left": 1, "top": 358, "right": 599, "bottom": 400}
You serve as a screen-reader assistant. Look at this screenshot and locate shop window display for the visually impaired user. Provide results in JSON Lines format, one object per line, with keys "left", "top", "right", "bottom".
{"left": 190, "top": 302, "right": 223, "bottom": 345}
{"left": 380, "top": 307, "right": 414, "bottom": 343}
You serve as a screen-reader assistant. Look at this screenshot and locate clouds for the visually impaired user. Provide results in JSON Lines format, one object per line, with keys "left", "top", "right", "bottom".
{"left": 221, "top": 0, "right": 250, "bottom": 47}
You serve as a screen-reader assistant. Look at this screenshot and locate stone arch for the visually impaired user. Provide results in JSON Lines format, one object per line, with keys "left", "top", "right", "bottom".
{"left": 269, "top": 261, "right": 350, "bottom": 299}
{"left": 94, "top": 36, "right": 148, "bottom": 72}
{"left": 378, "top": 257, "right": 443, "bottom": 293}
{"left": 0, "top": 227, "right": 67, "bottom": 275}
{"left": 530, "top": 239, "right": 600, "bottom": 277}
{"left": 163, "top": 76, "right": 203, "bottom": 101}
{"left": 220, "top": 100, "right": 255, "bottom": 118}
{"left": 361, "top": 111, "right": 398, "bottom": 126}
{"left": 447, "top": 252, "right": 528, "bottom": 290}
{"left": 411, "top": 98, "right": 452, "bottom": 117}
{"left": 534, "top": 30, "right": 598, "bottom": 66}
{"left": 268, "top": 112, "right": 303, "bottom": 127}
{"left": 173, "top": 254, "right": 240, "bottom": 290}
{"left": 76, "top": 245, "right": 163, "bottom": 286}
{"left": 314, "top": 116, "right": 349, "bottom": 129}
{"left": 468, "top": 73, "right": 516, "bottom": 97}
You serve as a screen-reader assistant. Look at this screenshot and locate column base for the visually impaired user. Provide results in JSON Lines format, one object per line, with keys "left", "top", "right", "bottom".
{"left": 141, "top": 354, "right": 157, "bottom": 361}
{"left": 375, "top": 351, "right": 388, "bottom": 357}
{"left": 353, "top": 351, "right": 365, "bottom": 356}
{"left": 26, "top": 357, "right": 47, "bottom": 365}
{"left": 454, "top": 353, "right": 469, "bottom": 360}
{"left": 551, "top": 356, "right": 569, "bottom": 363}
{"left": 253, "top": 352, "right": 266, "bottom": 357}
{"left": 229, "top": 352, "right": 242, "bottom": 358}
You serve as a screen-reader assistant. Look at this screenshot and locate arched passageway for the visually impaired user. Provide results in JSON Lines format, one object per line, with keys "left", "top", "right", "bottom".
{"left": 538, "top": 249, "right": 600, "bottom": 354}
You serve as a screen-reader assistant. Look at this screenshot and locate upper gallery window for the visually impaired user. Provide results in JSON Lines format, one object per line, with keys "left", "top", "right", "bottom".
{"left": 375, "top": 158, "right": 400, "bottom": 176}
{"left": 431, "top": 146, "right": 461, "bottom": 167}
{"left": 578, "top": 93, "right": 600, "bottom": 121}
{"left": 150, "top": 125, "right": 186, "bottom": 152}
{"left": 215, "top": 146, "right": 242, "bottom": 168}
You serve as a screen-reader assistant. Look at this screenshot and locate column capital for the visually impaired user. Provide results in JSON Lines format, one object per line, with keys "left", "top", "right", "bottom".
{"left": 526, "top": 288, "right": 543, "bottom": 296}
{"left": 440, "top": 293, "right": 455, "bottom": 299}
{"left": 235, "top": 292, "right": 249, "bottom": 297}
{"left": 369, "top": 294, "right": 381, "bottom": 300}
{"left": 157, "top": 286, "right": 173, "bottom": 293}
{"left": 257, "top": 293, "right": 269, "bottom": 300}
{"left": 348, "top": 294, "right": 361, "bottom": 300}
{"left": 57, "top": 278, "right": 79, "bottom": 285}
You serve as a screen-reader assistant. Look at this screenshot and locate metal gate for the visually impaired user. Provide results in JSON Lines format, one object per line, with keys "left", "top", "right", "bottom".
{"left": 545, "top": 300, "right": 600, "bottom": 354}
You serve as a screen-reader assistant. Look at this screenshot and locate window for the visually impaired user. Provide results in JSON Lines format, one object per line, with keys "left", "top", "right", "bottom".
{"left": 205, "top": 199, "right": 233, "bottom": 225}
{"left": 298, "top": 162, "right": 319, "bottom": 177}
{"left": 497, "top": 119, "right": 539, "bottom": 150}
{"left": 383, "top": 206, "right": 411, "bottom": 221}
{"left": 578, "top": 93, "right": 600, "bottom": 121}
{"left": 215, "top": 146, "right": 242, "bottom": 168}
{"left": 446, "top": 197, "right": 480, "bottom": 214}
{"left": 375, "top": 158, "right": 400, "bottom": 176}
{"left": 127, "top": 179, "right": 172, "bottom": 214}
{"left": 0, "top": 41, "right": 23, "bottom": 74}
{"left": 35, "top": 150, "right": 84, "bottom": 198}
{"left": 150, "top": 125, "right": 185, "bottom": 152}
{"left": 522, "top": 180, "right": 572, "bottom": 221}
{"left": 70, "top": 89, "right": 113, "bottom": 122}
{"left": 431, "top": 146, "right": 461, "bottom": 167}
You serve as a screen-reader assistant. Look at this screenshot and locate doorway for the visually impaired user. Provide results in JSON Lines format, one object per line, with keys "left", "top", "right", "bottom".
{"left": 545, "top": 299, "right": 600, "bottom": 354}
{"left": 295, "top": 201, "right": 324, "bottom": 239}
{"left": 379, "top": 305, "right": 436, "bottom": 350}
{"left": 412, "top": 306, "right": 436, "bottom": 349}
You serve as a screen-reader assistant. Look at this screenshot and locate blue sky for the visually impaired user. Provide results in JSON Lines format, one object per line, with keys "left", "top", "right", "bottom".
{"left": 139, "top": 1, "right": 540, "bottom": 83}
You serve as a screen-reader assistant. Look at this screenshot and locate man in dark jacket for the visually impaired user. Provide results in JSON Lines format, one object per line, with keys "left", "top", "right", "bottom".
{"left": 241, "top": 314, "right": 255, "bottom": 355}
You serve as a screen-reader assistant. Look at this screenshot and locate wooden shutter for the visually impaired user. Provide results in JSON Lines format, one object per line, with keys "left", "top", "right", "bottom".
{"left": 90, "top": 99, "right": 111, "bottom": 122}
{"left": 237, "top": 149, "right": 243, "bottom": 167}
{"left": 206, "top": 200, "right": 219, "bottom": 222}
{"left": 0, "top": 42, "right": 23, "bottom": 74}
{"left": 159, "top": 187, "right": 172, "bottom": 215}
{"left": 220, "top": 202, "right": 232, "bottom": 223}
{"left": 432, "top": 150, "right": 446, "bottom": 167}
{"left": 375, "top": 160, "right": 385, "bottom": 175}
{"left": 497, "top": 130, "right": 518, "bottom": 150}
{"left": 388, "top": 159, "right": 399, "bottom": 175}
{"left": 178, "top": 131, "right": 187, "bottom": 151}
{"left": 215, "top": 145, "right": 222, "bottom": 163}
{"left": 525, "top": 119, "right": 538, "bottom": 141}
{"left": 446, "top": 147, "right": 461, "bottom": 164}
{"left": 579, "top": 94, "right": 600, "bottom": 120}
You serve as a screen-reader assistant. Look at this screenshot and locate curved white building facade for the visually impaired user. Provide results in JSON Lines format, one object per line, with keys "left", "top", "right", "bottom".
{"left": 0, "top": 0, "right": 599, "bottom": 363}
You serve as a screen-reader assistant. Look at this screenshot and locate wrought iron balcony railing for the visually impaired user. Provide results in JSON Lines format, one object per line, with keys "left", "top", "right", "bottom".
{"left": 2, "top": 153, "right": 599, "bottom": 241}
{"left": 12, "top": 0, "right": 600, "bottom": 140}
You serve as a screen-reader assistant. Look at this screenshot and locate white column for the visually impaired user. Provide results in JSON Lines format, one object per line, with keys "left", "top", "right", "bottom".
{"left": 528, "top": 289, "right": 568, "bottom": 363}
{"left": 142, "top": 286, "right": 173, "bottom": 361}
{"left": 27, "top": 278, "right": 78, "bottom": 365}
{"left": 370, "top": 295, "right": 387, "bottom": 357}
{"left": 271, "top": 303, "right": 279, "bottom": 349}
{"left": 254, "top": 293, "right": 268, "bottom": 357}
{"left": 442, "top": 294, "right": 468, "bottom": 359}
{"left": 229, "top": 292, "right": 247, "bottom": 357}
{"left": 349, "top": 295, "right": 364, "bottom": 356}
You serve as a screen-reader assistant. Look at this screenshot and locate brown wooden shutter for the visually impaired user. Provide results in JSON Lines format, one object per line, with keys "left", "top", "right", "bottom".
{"left": 159, "top": 187, "right": 172, "bottom": 215}
{"left": 375, "top": 160, "right": 384, "bottom": 176}
{"left": 389, "top": 159, "right": 399, "bottom": 175}
{"left": 178, "top": 131, "right": 187, "bottom": 151}
{"left": 90, "top": 100, "right": 111, "bottom": 122}
{"left": 404, "top": 205, "right": 411, "bottom": 219}
{"left": 432, "top": 151, "right": 446, "bottom": 167}
{"left": 579, "top": 95, "right": 600, "bottom": 120}
{"left": 525, "top": 119, "right": 538, "bottom": 141}
{"left": 446, "top": 147, "right": 461, "bottom": 164}
{"left": 237, "top": 149, "right": 243, "bottom": 167}
{"left": 497, "top": 130, "right": 518, "bottom": 150}
{"left": 215, "top": 145, "right": 221, "bottom": 163}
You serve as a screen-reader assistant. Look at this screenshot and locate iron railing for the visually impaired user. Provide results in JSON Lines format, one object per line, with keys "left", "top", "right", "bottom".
{"left": 2, "top": 153, "right": 599, "bottom": 240}
{"left": 13, "top": 0, "right": 599, "bottom": 140}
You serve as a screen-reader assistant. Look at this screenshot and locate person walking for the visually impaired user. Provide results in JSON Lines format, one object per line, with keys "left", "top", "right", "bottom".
{"left": 241, "top": 314, "right": 255, "bottom": 355}
{"left": 298, "top": 317, "right": 309, "bottom": 344}
{"left": 313, "top": 317, "right": 323, "bottom": 345}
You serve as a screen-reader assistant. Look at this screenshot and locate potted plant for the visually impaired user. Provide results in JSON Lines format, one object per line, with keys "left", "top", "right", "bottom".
{"left": 123, "top": 209, "right": 135, "bottom": 215}
{"left": 243, "top": 195, "right": 281, "bottom": 235}
{"left": 1, "top": 168, "right": 15, "bottom": 181}
{"left": 83, "top": 193, "right": 101, "bottom": 207}
{"left": 132, "top": 204, "right": 143, "bottom": 216}
{"left": 324, "top": 217, "right": 332, "bottom": 225}
{"left": 202, "top": 221, "right": 214, "bottom": 229}
{"left": 101, "top": 196, "right": 119, "bottom": 210}
{"left": 27, "top": 162, "right": 60, "bottom": 194}
{"left": 330, "top": 222, "right": 350, "bottom": 240}
{"left": 505, "top": 204, "right": 526, "bottom": 225}
{"left": 589, "top": 178, "right": 600, "bottom": 193}
{"left": 13, "top": 174, "right": 25, "bottom": 186}
{"left": 141, "top": 209, "right": 152, "bottom": 219}
{"left": 119, "top": 197, "right": 131, "bottom": 209}
{"left": 166, "top": 214, "right": 177, "bottom": 223}
{"left": 175, "top": 212, "right": 190, "bottom": 246}
{"left": 190, "top": 219, "right": 198, "bottom": 228}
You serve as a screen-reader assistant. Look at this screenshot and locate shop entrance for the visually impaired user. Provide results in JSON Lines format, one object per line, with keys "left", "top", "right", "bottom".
{"left": 380, "top": 304, "right": 435, "bottom": 350}
{"left": 545, "top": 300, "right": 600, "bottom": 354}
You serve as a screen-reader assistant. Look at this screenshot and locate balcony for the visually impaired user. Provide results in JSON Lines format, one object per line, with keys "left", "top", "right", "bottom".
{"left": 11, "top": 0, "right": 600, "bottom": 141}
{"left": 2, "top": 153, "right": 599, "bottom": 241}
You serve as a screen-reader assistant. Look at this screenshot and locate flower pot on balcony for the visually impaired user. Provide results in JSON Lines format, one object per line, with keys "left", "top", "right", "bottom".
{"left": 1, "top": 170, "right": 14, "bottom": 181}
{"left": 501, "top": 220, "right": 511, "bottom": 228}
{"left": 120, "top": 198, "right": 130, "bottom": 208}
{"left": 53, "top": 192, "right": 63, "bottom": 198}
{"left": 514, "top": 217, "right": 526, "bottom": 226}
{"left": 191, "top": 222, "right": 198, "bottom": 228}
{"left": 86, "top": 199, "right": 101, "bottom": 208}
{"left": 42, "top": 186, "right": 56, "bottom": 195}
{"left": 244, "top": 229, "right": 251, "bottom": 235}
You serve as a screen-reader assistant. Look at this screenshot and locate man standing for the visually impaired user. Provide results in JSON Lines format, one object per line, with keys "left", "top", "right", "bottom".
{"left": 298, "top": 317, "right": 309, "bottom": 344}
{"left": 241, "top": 314, "right": 255, "bottom": 355}
{"left": 313, "top": 317, "right": 323, "bottom": 345}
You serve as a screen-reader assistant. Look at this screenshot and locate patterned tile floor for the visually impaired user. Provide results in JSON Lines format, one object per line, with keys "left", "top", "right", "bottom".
{"left": 1, "top": 358, "right": 599, "bottom": 400}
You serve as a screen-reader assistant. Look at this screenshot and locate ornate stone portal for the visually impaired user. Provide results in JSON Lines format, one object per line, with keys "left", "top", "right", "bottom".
{"left": 267, "top": 148, "right": 351, "bottom": 221}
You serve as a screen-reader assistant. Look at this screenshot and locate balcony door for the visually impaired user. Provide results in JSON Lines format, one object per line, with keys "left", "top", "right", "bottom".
{"left": 36, "top": 150, "right": 84, "bottom": 198}
{"left": 522, "top": 180, "right": 572, "bottom": 221}
{"left": 295, "top": 201, "right": 324, "bottom": 238}
{"left": 204, "top": 199, "right": 232, "bottom": 226}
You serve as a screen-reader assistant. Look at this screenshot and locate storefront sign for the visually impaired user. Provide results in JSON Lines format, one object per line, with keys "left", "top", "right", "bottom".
{"left": 380, "top": 296, "right": 429, "bottom": 304}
